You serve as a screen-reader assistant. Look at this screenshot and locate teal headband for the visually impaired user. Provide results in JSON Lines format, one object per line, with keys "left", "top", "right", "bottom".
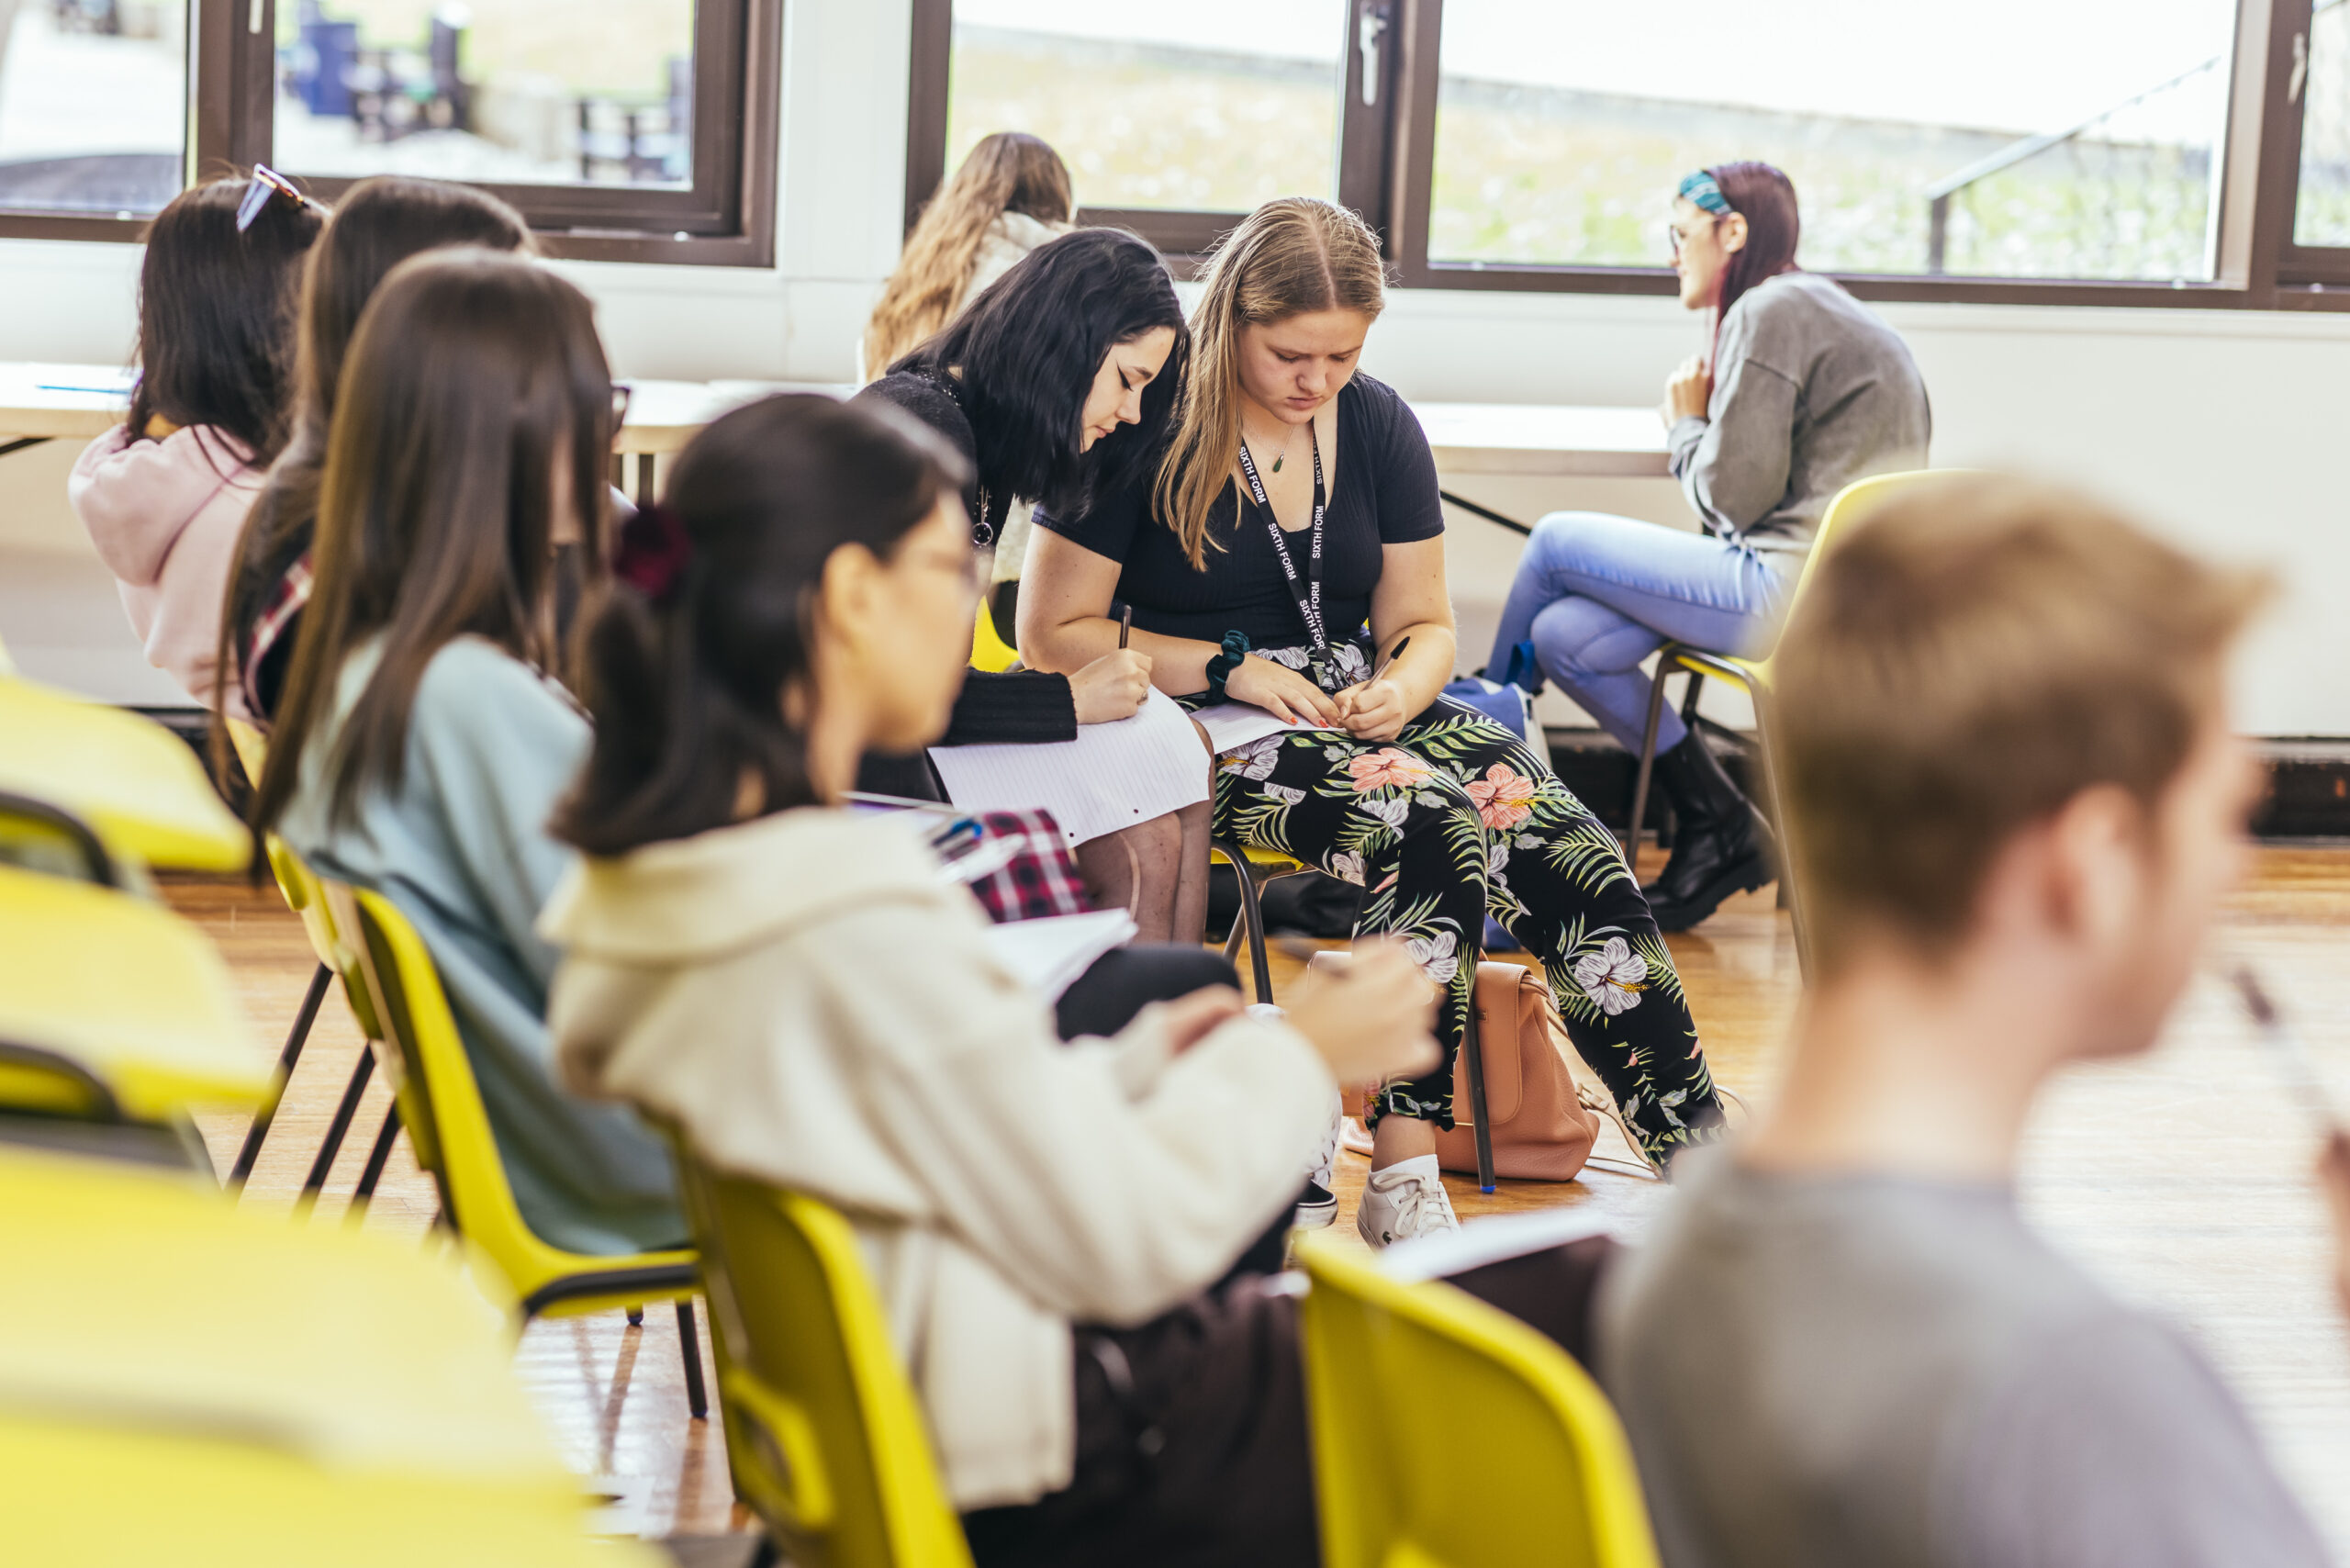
{"left": 1678, "top": 170, "right": 1734, "bottom": 217}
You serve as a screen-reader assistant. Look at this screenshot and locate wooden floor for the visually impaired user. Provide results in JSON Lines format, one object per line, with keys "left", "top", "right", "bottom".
{"left": 163, "top": 846, "right": 2350, "bottom": 1554}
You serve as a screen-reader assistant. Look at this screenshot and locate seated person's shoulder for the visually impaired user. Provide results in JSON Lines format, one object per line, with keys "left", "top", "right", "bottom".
{"left": 412, "top": 637, "right": 584, "bottom": 745}
{"left": 1953, "top": 1305, "right": 2331, "bottom": 1566}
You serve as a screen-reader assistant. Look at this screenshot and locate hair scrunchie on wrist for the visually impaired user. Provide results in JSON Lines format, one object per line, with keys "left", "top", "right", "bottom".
{"left": 1205, "top": 630, "right": 1250, "bottom": 701}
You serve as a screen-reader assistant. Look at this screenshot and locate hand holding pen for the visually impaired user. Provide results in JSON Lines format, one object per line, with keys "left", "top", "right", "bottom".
{"left": 1334, "top": 636, "right": 1413, "bottom": 742}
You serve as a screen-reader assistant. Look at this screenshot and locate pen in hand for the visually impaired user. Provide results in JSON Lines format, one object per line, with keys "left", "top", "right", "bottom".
{"left": 1118, "top": 605, "right": 1132, "bottom": 651}
{"left": 1370, "top": 635, "right": 1411, "bottom": 685}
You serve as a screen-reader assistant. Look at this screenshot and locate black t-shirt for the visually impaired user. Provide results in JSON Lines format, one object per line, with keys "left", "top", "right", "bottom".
{"left": 1035, "top": 374, "right": 1444, "bottom": 649}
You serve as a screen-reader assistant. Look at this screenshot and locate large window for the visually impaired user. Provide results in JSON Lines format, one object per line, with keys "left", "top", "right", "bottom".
{"left": 0, "top": 0, "right": 778, "bottom": 262}
{"left": 0, "top": 0, "right": 186, "bottom": 219}
{"left": 910, "top": 0, "right": 1385, "bottom": 254}
{"left": 1428, "top": 0, "right": 2237, "bottom": 284}
{"left": 910, "top": 0, "right": 2350, "bottom": 311}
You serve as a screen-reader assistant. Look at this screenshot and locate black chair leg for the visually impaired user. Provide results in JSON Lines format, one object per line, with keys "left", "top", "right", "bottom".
{"left": 231, "top": 961, "right": 330, "bottom": 1185}
{"left": 626, "top": 1306, "right": 644, "bottom": 1326}
{"left": 1624, "top": 658, "right": 1675, "bottom": 861}
{"left": 349, "top": 1103, "right": 401, "bottom": 1216}
{"left": 677, "top": 1300, "right": 709, "bottom": 1418}
{"left": 1460, "top": 979, "right": 1497, "bottom": 1194}
{"left": 1214, "top": 838, "right": 1276, "bottom": 1005}
{"left": 301, "top": 1049, "right": 375, "bottom": 1198}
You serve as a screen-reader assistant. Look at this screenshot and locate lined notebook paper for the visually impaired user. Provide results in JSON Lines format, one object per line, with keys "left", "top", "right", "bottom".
{"left": 981, "top": 909, "right": 1138, "bottom": 1002}
{"left": 928, "top": 688, "right": 1211, "bottom": 848}
{"left": 1190, "top": 701, "right": 1320, "bottom": 756}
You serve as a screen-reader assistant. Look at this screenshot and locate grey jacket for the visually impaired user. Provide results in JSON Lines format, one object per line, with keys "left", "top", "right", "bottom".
{"left": 1669, "top": 272, "right": 1931, "bottom": 554}
{"left": 277, "top": 634, "right": 683, "bottom": 1256}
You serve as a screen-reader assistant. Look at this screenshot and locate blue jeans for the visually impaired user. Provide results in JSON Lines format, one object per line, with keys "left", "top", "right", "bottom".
{"left": 1487, "top": 511, "right": 1796, "bottom": 754}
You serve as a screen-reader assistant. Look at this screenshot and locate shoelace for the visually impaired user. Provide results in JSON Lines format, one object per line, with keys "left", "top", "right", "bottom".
{"left": 1385, "top": 1172, "right": 1455, "bottom": 1238}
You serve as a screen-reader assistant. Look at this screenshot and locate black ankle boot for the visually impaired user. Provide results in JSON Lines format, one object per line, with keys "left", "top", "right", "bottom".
{"left": 1641, "top": 734, "right": 1774, "bottom": 931}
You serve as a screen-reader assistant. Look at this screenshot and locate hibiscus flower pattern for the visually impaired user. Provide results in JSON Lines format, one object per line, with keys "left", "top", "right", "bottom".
{"left": 1464, "top": 763, "right": 1539, "bottom": 831}
{"left": 1571, "top": 935, "right": 1648, "bottom": 1016}
{"left": 1220, "top": 734, "right": 1285, "bottom": 781}
{"left": 1348, "top": 747, "right": 1433, "bottom": 792}
{"left": 1181, "top": 649, "right": 1720, "bottom": 1163}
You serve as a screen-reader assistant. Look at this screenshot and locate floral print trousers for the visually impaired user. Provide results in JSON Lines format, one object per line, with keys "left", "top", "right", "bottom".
{"left": 1209, "top": 689, "right": 1722, "bottom": 1164}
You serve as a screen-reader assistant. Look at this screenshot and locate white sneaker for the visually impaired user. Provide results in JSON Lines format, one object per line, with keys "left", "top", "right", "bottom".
{"left": 1305, "top": 1093, "right": 1341, "bottom": 1193}
{"left": 1355, "top": 1155, "right": 1460, "bottom": 1249}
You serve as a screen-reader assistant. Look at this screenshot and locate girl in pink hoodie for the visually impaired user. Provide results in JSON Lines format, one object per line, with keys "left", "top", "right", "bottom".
{"left": 69, "top": 173, "right": 325, "bottom": 712}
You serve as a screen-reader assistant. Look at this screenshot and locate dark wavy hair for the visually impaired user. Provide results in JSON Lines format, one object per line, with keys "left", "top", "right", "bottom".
{"left": 892, "top": 226, "right": 1185, "bottom": 533}
{"left": 128, "top": 175, "right": 324, "bottom": 465}
{"left": 247, "top": 250, "right": 613, "bottom": 846}
{"left": 554, "top": 395, "right": 970, "bottom": 857}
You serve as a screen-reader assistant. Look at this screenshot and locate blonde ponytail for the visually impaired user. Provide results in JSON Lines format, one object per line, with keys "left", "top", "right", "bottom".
{"left": 863, "top": 133, "right": 1075, "bottom": 378}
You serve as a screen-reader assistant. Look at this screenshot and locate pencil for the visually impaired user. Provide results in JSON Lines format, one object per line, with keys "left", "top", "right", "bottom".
{"left": 1118, "top": 605, "right": 1132, "bottom": 650}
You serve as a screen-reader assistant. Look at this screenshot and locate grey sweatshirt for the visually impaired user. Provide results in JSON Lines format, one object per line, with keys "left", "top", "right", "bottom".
{"left": 1669, "top": 271, "right": 1931, "bottom": 554}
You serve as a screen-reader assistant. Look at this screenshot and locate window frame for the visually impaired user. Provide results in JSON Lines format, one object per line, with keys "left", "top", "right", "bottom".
{"left": 0, "top": 0, "right": 780, "bottom": 265}
{"left": 904, "top": 0, "right": 1400, "bottom": 266}
{"left": 907, "top": 0, "right": 2350, "bottom": 311}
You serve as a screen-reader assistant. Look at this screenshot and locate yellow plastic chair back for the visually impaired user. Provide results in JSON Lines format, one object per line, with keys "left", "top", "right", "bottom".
{"left": 0, "top": 864, "right": 268, "bottom": 1124}
{"left": 0, "top": 1144, "right": 666, "bottom": 1568}
{"left": 1687, "top": 468, "right": 1951, "bottom": 693}
{"left": 321, "top": 879, "right": 696, "bottom": 1320}
{"left": 671, "top": 1153, "right": 974, "bottom": 1568}
{"left": 969, "top": 605, "right": 1019, "bottom": 673}
{"left": 1296, "top": 1232, "right": 1662, "bottom": 1568}
{"left": 0, "top": 674, "right": 246, "bottom": 873}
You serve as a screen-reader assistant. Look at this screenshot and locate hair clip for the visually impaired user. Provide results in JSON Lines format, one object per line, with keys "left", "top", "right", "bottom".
{"left": 237, "top": 164, "right": 332, "bottom": 233}
{"left": 613, "top": 502, "right": 694, "bottom": 603}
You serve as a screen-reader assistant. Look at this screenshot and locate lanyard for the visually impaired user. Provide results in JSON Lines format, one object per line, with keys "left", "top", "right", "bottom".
{"left": 1235, "top": 424, "right": 1326, "bottom": 651}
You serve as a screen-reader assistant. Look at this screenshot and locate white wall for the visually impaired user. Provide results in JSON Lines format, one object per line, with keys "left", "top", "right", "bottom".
{"left": 6, "top": 0, "right": 2348, "bottom": 730}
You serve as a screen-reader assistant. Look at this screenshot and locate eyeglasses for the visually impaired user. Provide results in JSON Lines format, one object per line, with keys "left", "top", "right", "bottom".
{"left": 611, "top": 384, "right": 634, "bottom": 431}
{"left": 237, "top": 163, "right": 332, "bottom": 233}
{"left": 1665, "top": 216, "right": 1721, "bottom": 259}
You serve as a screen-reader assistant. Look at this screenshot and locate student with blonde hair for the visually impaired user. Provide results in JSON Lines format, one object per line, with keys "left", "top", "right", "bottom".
{"left": 1023, "top": 197, "right": 1726, "bottom": 1242}
{"left": 862, "top": 131, "right": 1076, "bottom": 380}
{"left": 1606, "top": 476, "right": 2338, "bottom": 1567}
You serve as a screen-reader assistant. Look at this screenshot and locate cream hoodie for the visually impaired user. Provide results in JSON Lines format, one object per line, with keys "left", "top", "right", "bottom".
{"left": 69, "top": 423, "right": 264, "bottom": 713}
{"left": 543, "top": 807, "right": 1335, "bottom": 1509}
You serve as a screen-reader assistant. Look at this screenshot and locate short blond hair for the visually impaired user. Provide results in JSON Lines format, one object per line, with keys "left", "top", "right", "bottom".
{"left": 1774, "top": 475, "right": 2267, "bottom": 971}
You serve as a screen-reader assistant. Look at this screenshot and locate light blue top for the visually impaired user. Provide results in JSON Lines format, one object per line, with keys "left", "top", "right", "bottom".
{"left": 279, "top": 634, "right": 684, "bottom": 1255}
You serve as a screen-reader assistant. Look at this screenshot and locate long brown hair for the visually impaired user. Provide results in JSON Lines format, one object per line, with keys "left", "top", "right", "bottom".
{"left": 1707, "top": 162, "right": 1800, "bottom": 358}
{"left": 862, "top": 132, "right": 1074, "bottom": 377}
{"left": 1155, "top": 197, "right": 1388, "bottom": 568}
{"left": 246, "top": 250, "right": 614, "bottom": 848}
{"left": 214, "top": 177, "right": 533, "bottom": 724}
{"left": 129, "top": 175, "right": 323, "bottom": 466}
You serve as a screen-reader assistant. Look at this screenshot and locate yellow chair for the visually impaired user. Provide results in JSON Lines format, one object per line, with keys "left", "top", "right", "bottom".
{"left": 322, "top": 879, "right": 710, "bottom": 1417}
{"left": 0, "top": 1143, "right": 667, "bottom": 1568}
{"left": 0, "top": 672, "right": 246, "bottom": 875}
{"left": 1295, "top": 1232, "right": 1662, "bottom": 1568}
{"left": 218, "top": 720, "right": 385, "bottom": 1197}
{"left": 970, "top": 605, "right": 1020, "bottom": 674}
{"left": 0, "top": 863, "right": 267, "bottom": 1169}
{"left": 1209, "top": 838, "right": 1314, "bottom": 1004}
{"left": 668, "top": 1147, "right": 974, "bottom": 1568}
{"left": 1625, "top": 470, "right": 1950, "bottom": 969}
